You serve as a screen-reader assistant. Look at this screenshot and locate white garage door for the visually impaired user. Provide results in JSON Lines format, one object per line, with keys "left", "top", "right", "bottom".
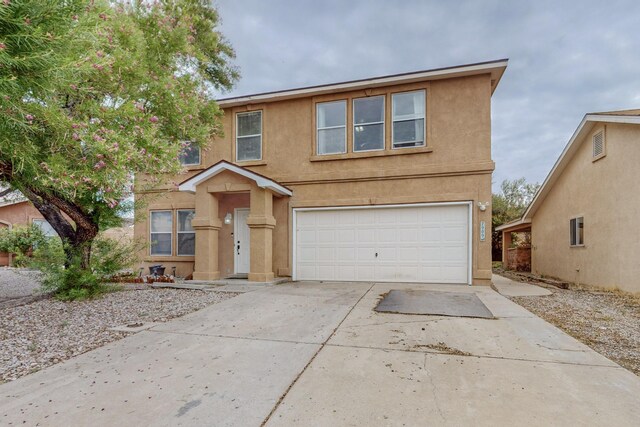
{"left": 294, "top": 203, "right": 471, "bottom": 284}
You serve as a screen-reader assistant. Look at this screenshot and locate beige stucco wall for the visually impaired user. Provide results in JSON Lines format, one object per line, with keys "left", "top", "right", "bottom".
{"left": 531, "top": 123, "right": 640, "bottom": 293}
{"left": 135, "top": 73, "right": 495, "bottom": 283}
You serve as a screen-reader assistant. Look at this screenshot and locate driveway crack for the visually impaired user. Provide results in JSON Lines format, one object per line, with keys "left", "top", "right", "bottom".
{"left": 260, "top": 283, "right": 375, "bottom": 426}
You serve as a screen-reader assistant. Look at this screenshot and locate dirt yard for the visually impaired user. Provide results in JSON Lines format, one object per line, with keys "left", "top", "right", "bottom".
{"left": 511, "top": 287, "right": 640, "bottom": 376}
{"left": 0, "top": 288, "right": 237, "bottom": 383}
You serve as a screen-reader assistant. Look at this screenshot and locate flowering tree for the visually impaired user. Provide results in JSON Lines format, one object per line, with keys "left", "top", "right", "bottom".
{"left": 0, "top": 0, "right": 237, "bottom": 270}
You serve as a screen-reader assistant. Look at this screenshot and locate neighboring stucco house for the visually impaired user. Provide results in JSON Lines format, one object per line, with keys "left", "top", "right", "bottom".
{"left": 134, "top": 59, "right": 508, "bottom": 285}
{"left": 497, "top": 110, "right": 640, "bottom": 293}
{"left": 0, "top": 198, "right": 55, "bottom": 266}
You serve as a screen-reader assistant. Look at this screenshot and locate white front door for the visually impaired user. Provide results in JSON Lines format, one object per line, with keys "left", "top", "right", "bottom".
{"left": 234, "top": 208, "right": 251, "bottom": 274}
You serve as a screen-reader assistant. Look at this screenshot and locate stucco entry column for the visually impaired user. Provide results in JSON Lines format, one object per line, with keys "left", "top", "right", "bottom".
{"left": 191, "top": 191, "right": 222, "bottom": 280}
{"left": 247, "top": 187, "right": 276, "bottom": 282}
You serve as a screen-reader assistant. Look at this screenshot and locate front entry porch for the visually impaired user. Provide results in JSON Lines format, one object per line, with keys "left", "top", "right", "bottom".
{"left": 178, "top": 161, "right": 292, "bottom": 282}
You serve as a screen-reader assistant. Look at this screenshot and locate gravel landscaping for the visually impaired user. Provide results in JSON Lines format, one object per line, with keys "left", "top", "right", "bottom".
{"left": 511, "top": 288, "right": 640, "bottom": 376}
{"left": 0, "top": 288, "right": 237, "bottom": 383}
{"left": 0, "top": 268, "right": 43, "bottom": 301}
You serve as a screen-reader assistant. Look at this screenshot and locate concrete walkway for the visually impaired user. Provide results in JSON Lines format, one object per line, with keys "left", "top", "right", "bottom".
{"left": 1, "top": 282, "right": 639, "bottom": 426}
{"left": 491, "top": 273, "right": 552, "bottom": 296}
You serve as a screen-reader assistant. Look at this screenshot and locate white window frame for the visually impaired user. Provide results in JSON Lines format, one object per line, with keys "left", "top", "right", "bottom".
{"left": 391, "top": 90, "right": 426, "bottom": 149}
{"left": 179, "top": 142, "right": 201, "bottom": 166}
{"left": 176, "top": 209, "right": 195, "bottom": 256}
{"left": 32, "top": 219, "right": 58, "bottom": 238}
{"left": 316, "top": 100, "right": 347, "bottom": 155}
{"left": 150, "top": 210, "right": 173, "bottom": 256}
{"left": 570, "top": 216, "right": 584, "bottom": 247}
{"left": 353, "top": 95, "right": 385, "bottom": 153}
{"left": 236, "top": 111, "right": 263, "bottom": 162}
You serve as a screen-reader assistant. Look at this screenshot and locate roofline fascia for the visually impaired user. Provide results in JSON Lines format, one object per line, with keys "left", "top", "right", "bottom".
{"left": 217, "top": 59, "right": 509, "bottom": 107}
{"left": 523, "top": 113, "right": 640, "bottom": 220}
{"left": 178, "top": 161, "right": 293, "bottom": 196}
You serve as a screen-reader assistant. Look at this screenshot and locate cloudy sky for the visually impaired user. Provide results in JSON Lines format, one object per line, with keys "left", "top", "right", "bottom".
{"left": 213, "top": 0, "right": 640, "bottom": 192}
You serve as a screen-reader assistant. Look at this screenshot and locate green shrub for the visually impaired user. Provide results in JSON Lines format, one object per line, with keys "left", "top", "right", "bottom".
{"left": 29, "top": 235, "right": 143, "bottom": 301}
{"left": 0, "top": 225, "right": 48, "bottom": 267}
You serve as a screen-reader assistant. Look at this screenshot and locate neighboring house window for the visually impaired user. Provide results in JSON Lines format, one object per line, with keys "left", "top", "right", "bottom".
{"left": 353, "top": 96, "right": 385, "bottom": 152}
{"left": 392, "top": 90, "right": 425, "bottom": 148}
{"left": 592, "top": 130, "right": 605, "bottom": 159}
{"left": 317, "top": 100, "right": 346, "bottom": 155}
{"left": 150, "top": 211, "right": 173, "bottom": 255}
{"left": 236, "top": 111, "right": 262, "bottom": 161}
{"left": 570, "top": 217, "right": 584, "bottom": 246}
{"left": 177, "top": 210, "right": 195, "bottom": 256}
{"left": 179, "top": 142, "right": 201, "bottom": 166}
{"left": 32, "top": 219, "right": 58, "bottom": 237}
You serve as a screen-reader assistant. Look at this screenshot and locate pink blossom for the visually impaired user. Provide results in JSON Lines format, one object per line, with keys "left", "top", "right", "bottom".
{"left": 72, "top": 133, "right": 80, "bottom": 140}
{"left": 0, "top": 43, "right": 5, "bottom": 50}
{"left": 96, "top": 51, "right": 104, "bottom": 58}
{"left": 149, "top": 116, "right": 159, "bottom": 123}
{"left": 70, "top": 84, "right": 77, "bottom": 90}
{"left": 94, "top": 160, "right": 106, "bottom": 170}
{"left": 96, "top": 153, "right": 104, "bottom": 159}
{"left": 25, "top": 114, "right": 34, "bottom": 121}
{"left": 82, "top": 177, "right": 91, "bottom": 183}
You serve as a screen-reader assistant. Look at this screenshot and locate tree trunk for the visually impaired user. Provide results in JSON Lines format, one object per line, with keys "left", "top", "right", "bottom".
{"left": 21, "top": 187, "right": 99, "bottom": 270}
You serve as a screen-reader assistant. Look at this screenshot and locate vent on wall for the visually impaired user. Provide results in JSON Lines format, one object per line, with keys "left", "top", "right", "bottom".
{"left": 592, "top": 130, "right": 605, "bottom": 159}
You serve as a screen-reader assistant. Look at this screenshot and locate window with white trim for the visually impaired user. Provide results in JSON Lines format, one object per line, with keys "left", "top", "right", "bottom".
{"left": 570, "top": 217, "right": 584, "bottom": 246}
{"left": 150, "top": 211, "right": 173, "bottom": 255}
{"left": 236, "top": 111, "right": 262, "bottom": 161}
{"left": 353, "top": 96, "right": 385, "bottom": 152}
{"left": 32, "top": 219, "right": 58, "bottom": 237}
{"left": 592, "top": 130, "right": 605, "bottom": 159}
{"left": 179, "top": 142, "right": 201, "bottom": 166}
{"left": 317, "top": 100, "right": 346, "bottom": 155}
{"left": 392, "top": 90, "right": 425, "bottom": 148}
{"left": 177, "top": 210, "right": 195, "bottom": 256}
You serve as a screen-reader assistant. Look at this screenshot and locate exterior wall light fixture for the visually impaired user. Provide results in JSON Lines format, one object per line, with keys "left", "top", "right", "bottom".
{"left": 224, "top": 213, "right": 233, "bottom": 224}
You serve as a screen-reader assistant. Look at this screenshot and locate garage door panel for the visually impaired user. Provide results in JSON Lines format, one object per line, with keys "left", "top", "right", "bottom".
{"left": 295, "top": 204, "right": 469, "bottom": 284}
{"left": 298, "top": 247, "right": 316, "bottom": 262}
{"left": 377, "top": 228, "right": 398, "bottom": 243}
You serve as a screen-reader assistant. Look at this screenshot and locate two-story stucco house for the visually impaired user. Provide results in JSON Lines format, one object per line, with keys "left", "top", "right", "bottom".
{"left": 134, "top": 59, "right": 508, "bottom": 285}
{"left": 497, "top": 110, "right": 640, "bottom": 293}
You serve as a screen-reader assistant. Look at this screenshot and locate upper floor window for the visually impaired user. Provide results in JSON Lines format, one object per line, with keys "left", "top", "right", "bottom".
{"left": 353, "top": 96, "right": 384, "bottom": 152}
{"left": 150, "top": 210, "right": 172, "bottom": 255}
{"left": 179, "top": 142, "right": 201, "bottom": 166}
{"left": 317, "top": 100, "right": 346, "bottom": 155}
{"left": 392, "top": 90, "right": 425, "bottom": 148}
{"left": 177, "top": 210, "right": 195, "bottom": 256}
{"left": 236, "top": 111, "right": 262, "bottom": 161}
{"left": 32, "top": 219, "right": 58, "bottom": 237}
{"left": 570, "top": 217, "right": 584, "bottom": 246}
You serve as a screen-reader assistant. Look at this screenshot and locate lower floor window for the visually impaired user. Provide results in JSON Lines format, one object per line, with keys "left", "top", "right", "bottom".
{"left": 570, "top": 217, "right": 584, "bottom": 246}
{"left": 177, "top": 210, "right": 195, "bottom": 256}
{"left": 32, "top": 219, "right": 58, "bottom": 237}
{"left": 150, "top": 211, "right": 172, "bottom": 255}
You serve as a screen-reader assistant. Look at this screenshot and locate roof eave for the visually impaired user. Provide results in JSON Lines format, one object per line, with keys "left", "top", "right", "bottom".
{"left": 523, "top": 113, "right": 640, "bottom": 220}
{"left": 217, "top": 59, "right": 509, "bottom": 108}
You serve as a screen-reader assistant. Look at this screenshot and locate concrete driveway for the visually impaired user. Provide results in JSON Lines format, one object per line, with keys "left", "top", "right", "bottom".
{"left": 1, "top": 282, "right": 639, "bottom": 426}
